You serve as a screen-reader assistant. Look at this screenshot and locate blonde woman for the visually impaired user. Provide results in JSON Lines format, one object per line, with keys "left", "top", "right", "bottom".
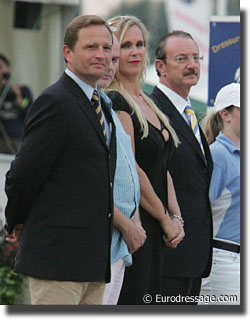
{"left": 106, "top": 16, "right": 184, "bottom": 304}
{"left": 200, "top": 83, "right": 240, "bottom": 304}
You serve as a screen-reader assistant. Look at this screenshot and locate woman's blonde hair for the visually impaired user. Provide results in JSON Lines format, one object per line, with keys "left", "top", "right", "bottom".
{"left": 106, "top": 15, "right": 179, "bottom": 147}
{"left": 201, "top": 105, "right": 235, "bottom": 144}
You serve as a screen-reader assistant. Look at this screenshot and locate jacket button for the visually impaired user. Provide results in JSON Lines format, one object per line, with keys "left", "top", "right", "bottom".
{"left": 108, "top": 213, "right": 112, "bottom": 218}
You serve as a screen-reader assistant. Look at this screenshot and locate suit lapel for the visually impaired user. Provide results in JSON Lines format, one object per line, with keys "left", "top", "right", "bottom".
{"left": 169, "top": 107, "right": 206, "bottom": 162}
{"left": 200, "top": 129, "right": 213, "bottom": 171}
{"left": 80, "top": 96, "right": 108, "bottom": 146}
{"left": 151, "top": 87, "right": 207, "bottom": 164}
{"left": 60, "top": 73, "right": 115, "bottom": 150}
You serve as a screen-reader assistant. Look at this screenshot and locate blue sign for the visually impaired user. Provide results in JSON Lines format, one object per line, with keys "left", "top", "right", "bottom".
{"left": 208, "top": 19, "right": 240, "bottom": 106}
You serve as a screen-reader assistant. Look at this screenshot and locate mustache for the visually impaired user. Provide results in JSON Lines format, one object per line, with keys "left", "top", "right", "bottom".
{"left": 183, "top": 69, "right": 198, "bottom": 76}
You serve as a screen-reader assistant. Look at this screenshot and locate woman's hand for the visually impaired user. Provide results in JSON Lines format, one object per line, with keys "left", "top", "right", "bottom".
{"left": 164, "top": 218, "right": 185, "bottom": 248}
{"left": 160, "top": 216, "right": 184, "bottom": 248}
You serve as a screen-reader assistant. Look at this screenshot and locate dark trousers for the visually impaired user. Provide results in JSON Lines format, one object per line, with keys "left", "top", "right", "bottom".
{"left": 160, "top": 277, "right": 202, "bottom": 305}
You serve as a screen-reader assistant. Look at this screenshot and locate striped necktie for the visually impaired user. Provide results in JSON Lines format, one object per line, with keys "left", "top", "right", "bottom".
{"left": 184, "top": 104, "right": 205, "bottom": 155}
{"left": 91, "top": 90, "right": 108, "bottom": 145}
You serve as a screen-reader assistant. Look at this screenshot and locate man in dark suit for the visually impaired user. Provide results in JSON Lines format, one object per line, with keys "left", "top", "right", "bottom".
{"left": 4, "top": 15, "right": 116, "bottom": 305}
{"left": 150, "top": 30, "right": 213, "bottom": 304}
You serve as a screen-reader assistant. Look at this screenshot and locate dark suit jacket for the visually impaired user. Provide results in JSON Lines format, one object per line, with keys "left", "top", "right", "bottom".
{"left": 4, "top": 72, "right": 116, "bottom": 282}
{"left": 150, "top": 86, "right": 213, "bottom": 278}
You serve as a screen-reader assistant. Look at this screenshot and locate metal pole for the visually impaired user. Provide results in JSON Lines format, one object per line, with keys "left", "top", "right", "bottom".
{"left": 216, "top": 0, "right": 228, "bottom": 15}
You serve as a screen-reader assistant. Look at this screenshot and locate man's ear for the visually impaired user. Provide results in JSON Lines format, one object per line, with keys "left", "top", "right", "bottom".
{"left": 62, "top": 45, "right": 72, "bottom": 64}
{"left": 155, "top": 59, "right": 166, "bottom": 77}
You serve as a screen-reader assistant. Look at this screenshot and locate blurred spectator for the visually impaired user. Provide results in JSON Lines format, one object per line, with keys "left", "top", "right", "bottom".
{"left": 0, "top": 53, "right": 33, "bottom": 154}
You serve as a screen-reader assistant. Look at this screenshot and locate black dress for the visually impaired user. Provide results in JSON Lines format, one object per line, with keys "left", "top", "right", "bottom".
{"left": 108, "top": 91, "right": 174, "bottom": 305}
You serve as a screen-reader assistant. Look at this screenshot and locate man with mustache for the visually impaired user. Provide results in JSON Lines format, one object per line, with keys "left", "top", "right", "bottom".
{"left": 150, "top": 30, "right": 213, "bottom": 304}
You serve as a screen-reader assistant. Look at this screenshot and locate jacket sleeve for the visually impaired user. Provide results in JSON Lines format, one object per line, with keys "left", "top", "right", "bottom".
{"left": 4, "top": 94, "right": 67, "bottom": 233}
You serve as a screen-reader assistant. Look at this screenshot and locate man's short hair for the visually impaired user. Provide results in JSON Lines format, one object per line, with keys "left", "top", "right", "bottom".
{"left": 155, "top": 30, "right": 196, "bottom": 61}
{"left": 64, "top": 14, "right": 113, "bottom": 50}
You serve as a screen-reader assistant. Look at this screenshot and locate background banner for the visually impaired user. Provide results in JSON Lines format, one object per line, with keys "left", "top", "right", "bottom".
{"left": 208, "top": 16, "right": 240, "bottom": 106}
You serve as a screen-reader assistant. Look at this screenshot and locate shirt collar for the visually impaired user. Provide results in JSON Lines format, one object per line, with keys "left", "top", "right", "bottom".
{"left": 216, "top": 131, "right": 240, "bottom": 154}
{"left": 157, "top": 83, "right": 190, "bottom": 114}
{"left": 65, "top": 68, "right": 97, "bottom": 101}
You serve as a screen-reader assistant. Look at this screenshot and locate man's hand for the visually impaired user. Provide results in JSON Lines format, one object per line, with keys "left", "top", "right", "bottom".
{"left": 5, "top": 224, "right": 23, "bottom": 243}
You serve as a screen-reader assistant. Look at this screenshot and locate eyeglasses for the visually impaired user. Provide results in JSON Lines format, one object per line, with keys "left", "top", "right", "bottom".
{"left": 164, "top": 55, "right": 203, "bottom": 64}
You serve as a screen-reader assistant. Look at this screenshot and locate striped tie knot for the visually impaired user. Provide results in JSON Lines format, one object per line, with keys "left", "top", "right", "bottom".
{"left": 184, "top": 105, "right": 199, "bottom": 132}
{"left": 184, "top": 104, "right": 205, "bottom": 156}
{"left": 91, "top": 90, "right": 108, "bottom": 145}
